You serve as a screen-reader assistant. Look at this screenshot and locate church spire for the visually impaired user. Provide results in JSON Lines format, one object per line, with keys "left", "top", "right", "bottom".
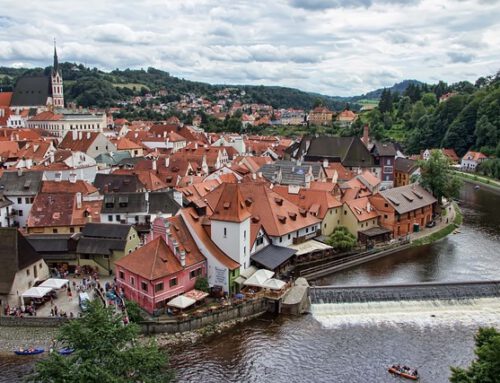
{"left": 53, "top": 38, "right": 59, "bottom": 75}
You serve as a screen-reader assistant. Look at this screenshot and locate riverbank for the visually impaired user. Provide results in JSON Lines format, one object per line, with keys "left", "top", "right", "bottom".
{"left": 0, "top": 326, "right": 58, "bottom": 353}
{"left": 455, "top": 171, "right": 500, "bottom": 194}
{"left": 412, "top": 202, "right": 462, "bottom": 247}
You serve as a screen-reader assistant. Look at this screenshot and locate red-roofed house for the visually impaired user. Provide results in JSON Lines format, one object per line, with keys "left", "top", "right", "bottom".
{"left": 115, "top": 230, "right": 206, "bottom": 314}
{"left": 335, "top": 109, "right": 357, "bottom": 127}
{"left": 59, "top": 131, "right": 116, "bottom": 158}
{"left": 461, "top": 151, "right": 488, "bottom": 172}
{"left": 309, "top": 107, "right": 333, "bottom": 126}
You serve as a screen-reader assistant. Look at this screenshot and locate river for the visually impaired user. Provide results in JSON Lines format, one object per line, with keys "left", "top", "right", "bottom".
{"left": 2, "top": 182, "right": 500, "bottom": 382}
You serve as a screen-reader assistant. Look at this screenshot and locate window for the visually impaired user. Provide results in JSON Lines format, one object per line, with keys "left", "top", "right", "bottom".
{"left": 384, "top": 214, "right": 388, "bottom": 219}
{"left": 39, "top": 263, "right": 42, "bottom": 269}
{"left": 344, "top": 210, "right": 347, "bottom": 215}
{"left": 119, "top": 271, "right": 124, "bottom": 280}
{"left": 279, "top": 237, "right": 283, "bottom": 243}
{"left": 25, "top": 197, "right": 30, "bottom": 204}
{"left": 53, "top": 228, "right": 58, "bottom": 234}
{"left": 288, "top": 234, "right": 291, "bottom": 240}
{"left": 384, "top": 166, "right": 393, "bottom": 174}
{"left": 244, "top": 230, "right": 246, "bottom": 239}
{"left": 223, "top": 228, "right": 227, "bottom": 237}
{"left": 26, "top": 269, "right": 30, "bottom": 276}
{"left": 70, "top": 227, "right": 75, "bottom": 233}
{"left": 130, "top": 276, "right": 135, "bottom": 286}
{"left": 108, "top": 215, "right": 113, "bottom": 222}
{"left": 18, "top": 210, "right": 23, "bottom": 216}
{"left": 256, "top": 235, "right": 264, "bottom": 246}
{"left": 244, "top": 246, "right": 246, "bottom": 255}
{"left": 387, "top": 158, "right": 392, "bottom": 165}
{"left": 116, "top": 215, "right": 121, "bottom": 222}
{"left": 190, "top": 268, "right": 202, "bottom": 279}
{"left": 17, "top": 198, "right": 22, "bottom": 204}
{"left": 169, "top": 278, "right": 177, "bottom": 287}
{"left": 155, "top": 282, "right": 164, "bottom": 292}
{"left": 141, "top": 281, "right": 148, "bottom": 292}
{"left": 306, "top": 227, "right": 309, "bottom": 233}
{"left": 384, "top": 203, "right": 388, "bottom": 208}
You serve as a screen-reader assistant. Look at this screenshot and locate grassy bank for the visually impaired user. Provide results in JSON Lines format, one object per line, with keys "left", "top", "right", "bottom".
{"left": 412, "top": 202, "right": 462, "bottom": 247}
{"left": 455, "top": 172, "right": 500, "bottom": 191}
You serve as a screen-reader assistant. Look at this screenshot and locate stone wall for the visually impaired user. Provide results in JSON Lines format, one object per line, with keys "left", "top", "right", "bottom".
{"left": 140, "top": 299, "right": 268, "bottom": 335}
{"left": 0, "top": 316, "right": 68, "bottom": 327}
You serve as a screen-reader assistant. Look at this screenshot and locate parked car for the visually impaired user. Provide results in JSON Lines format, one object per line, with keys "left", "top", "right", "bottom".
{"left": 426, "top": 221, "right": 436, "bottom": 228}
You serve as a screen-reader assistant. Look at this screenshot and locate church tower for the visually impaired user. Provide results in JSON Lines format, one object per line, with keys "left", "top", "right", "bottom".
{"left": 51, "top": 39, "right": 64, "bottom": 108}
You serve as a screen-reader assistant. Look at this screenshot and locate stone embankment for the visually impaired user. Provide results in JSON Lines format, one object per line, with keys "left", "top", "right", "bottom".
{"left": 0, "top": 326, "right": 58, "bottom": 353}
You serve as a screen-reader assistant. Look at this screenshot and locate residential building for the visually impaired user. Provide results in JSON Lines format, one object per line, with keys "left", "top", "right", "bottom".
{"left": 394, "top": 158, "right": 420, "bottom": 187}
{"left": 59, "top": 131, "right": 116, "bottom": 158}
{"left": 335, "top": 109, "right": 357, "bottom": 127}
{"left": 461, "top": 151, "right": 488, "bottom": 172}
{"left": 77, "top": 223, "right": 140, "bottom": 275}
{"left": 0, "top": 228, "right": 50, "bottom": 306}
{"left": 308, "top": 107, "right": 333, "bottom": 126}
{"left": 342, "top": 197, "right": 379, "bottom": 238}
{"left": 370, "top": 141, "right": 397, "bottom": 187}
{"left": 0, "top": 170, "right": 43, "bottom": 227}
{"left": 26, "top": 110, "right": 106, "bottom": 138}
{"left": 370, "top": 184, "right": 436, "bottom": 238}
{"left": 26, "top": 192, "right": 102, "bottom": 234}
{"left": 259, "top": 160, "right": 327, "bottom": 187}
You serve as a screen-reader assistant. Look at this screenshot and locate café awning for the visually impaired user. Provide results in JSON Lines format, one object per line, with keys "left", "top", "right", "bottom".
{"left": 21, "top": 286, "right": 53, "bottom": 299}
{"left": 183, "top": 289, "right": 209, "bottom": 302}
{"left": 243, "top": 269, "right": 274, "bottom": 287}
{"left": 167, "top": 295, "right": 196, "bottom": 309}
{"left": 262, "top": 278, "right": 287, "bottom": 290}
{"left": 39, "top": 278, "right": 69, "bottom": 289}
{"left": 287, "top": 240, "right": 332, "bottom": 256}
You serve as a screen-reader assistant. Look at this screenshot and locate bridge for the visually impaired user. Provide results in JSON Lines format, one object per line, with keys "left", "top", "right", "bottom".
{"left": 309, "top": 280, "right": 500, "bottom": 304}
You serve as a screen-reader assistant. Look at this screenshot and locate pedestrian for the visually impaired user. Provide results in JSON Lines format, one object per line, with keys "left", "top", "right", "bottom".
{"left": 54, "top": 305, "right": 58, "bottom": 316}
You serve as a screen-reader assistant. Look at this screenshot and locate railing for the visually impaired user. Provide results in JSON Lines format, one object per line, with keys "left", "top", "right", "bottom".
{"left": 293, "top": 229, "right": 321, "bottom": 245}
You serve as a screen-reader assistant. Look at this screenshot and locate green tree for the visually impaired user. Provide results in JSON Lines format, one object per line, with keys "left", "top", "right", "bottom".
{"left": 421, "top": 92, "right": 438, "bottom": 108}
{"left": 326, "top": 226, "right": 357, "bottom": 252}
{"left": 125, "top": 299, "right": 145, "bottom": 324}
{"left": 419, "top": 150, "right": 462, "bottom": 204}
{"left": 378, "top": 88, "right": 393, "bottom": 113}
{"left": 28, "top": 300, "right": 173, "bottom": 383}
{"left": 194, "top": 276, "right": 209, "bottom": 292}
{"left": 450, "top": 327, "right": 500, "bottom": 382}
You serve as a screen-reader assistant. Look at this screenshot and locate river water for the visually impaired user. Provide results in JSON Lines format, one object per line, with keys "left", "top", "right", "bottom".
{"left": 2, "top": 182, "right": 500, "bottom": 382}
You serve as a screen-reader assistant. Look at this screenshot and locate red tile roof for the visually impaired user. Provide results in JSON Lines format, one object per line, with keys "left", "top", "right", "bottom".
{"left": 210, "top": 183, "right": 252, "bottom": 223}
{"left": 59, "top": 132, "right": 100, "bottom": 152}
{"left": 115, "top": 237, "right": 183, "bottom": 280}
{"left": 0, "top": 92, "right": 13, "bottom": 107}
{"left": 41, "top": 180, "right": 98, "bottom": 195}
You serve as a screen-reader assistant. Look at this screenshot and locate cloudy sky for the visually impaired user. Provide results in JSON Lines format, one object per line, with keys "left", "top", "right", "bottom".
{"left": 0, "top": 0, "right": 499, "bottom": 96}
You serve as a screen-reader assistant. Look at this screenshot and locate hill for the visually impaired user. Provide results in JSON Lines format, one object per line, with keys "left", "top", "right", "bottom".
{"left": 352, "top": 80, "right": 425, "bottom": 101}
{"left": 0, "top": 64, "right": 356, "bottom": 111}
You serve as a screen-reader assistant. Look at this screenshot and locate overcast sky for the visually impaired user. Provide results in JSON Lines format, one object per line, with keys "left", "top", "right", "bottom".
{"left": 0, "top": 0, "right": 499, "bottom": 96}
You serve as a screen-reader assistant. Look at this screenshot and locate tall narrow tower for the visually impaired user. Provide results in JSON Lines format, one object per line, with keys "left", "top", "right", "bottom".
{"left": 51, "top": 39, "right": 64, "bottom": 108}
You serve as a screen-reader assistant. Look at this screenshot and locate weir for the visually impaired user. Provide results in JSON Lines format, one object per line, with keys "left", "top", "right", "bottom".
{"left": 310, "top": 280, "right": 500, "bottom": 304}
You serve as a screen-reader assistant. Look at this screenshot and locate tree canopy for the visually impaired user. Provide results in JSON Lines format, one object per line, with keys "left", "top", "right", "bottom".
{"left": 326, "top": 226, "right": 357, "bottom": 252}
{"left": 450, "top": 327, "right": 500, "bottom": 383}
{"left": 28, "top": 300, "right": 173, "bottom": 383}
{"left": 419, "top": 150, "right": 462, "bottom": 204}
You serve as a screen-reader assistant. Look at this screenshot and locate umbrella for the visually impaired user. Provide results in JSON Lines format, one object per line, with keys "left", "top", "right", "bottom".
{"left": 184, "top": 289, "right": 209, "bottom": 301}
{"left": 21, "top": 286, "right": 53, "bottom": 298}
{"left": 243, "top": 269, "right": 274, "bottom": 287}
{"left": 39, "top": 278, "right": 69, "bottom": 289}
{"left": 167, "top": 295, "right": 196, "bottom": 309}
{"left": 262, "top": 278, "right": 286, "bottom": 290}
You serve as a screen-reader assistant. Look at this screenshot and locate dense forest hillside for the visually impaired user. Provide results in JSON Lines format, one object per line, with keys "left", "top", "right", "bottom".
{"left": 347, "top": 72, "right": 500, "bottom": 157}
{"left": 0, "top": 64, "right": 354, "bottom": 111}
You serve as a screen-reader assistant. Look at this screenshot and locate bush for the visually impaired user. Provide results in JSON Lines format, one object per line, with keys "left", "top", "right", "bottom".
{"left": 326, "top": 226, "right": 357, "bottom": 252}
{"left": 194, "top": 277, "right": 209, "bottom": 292}
{"left": 125, "top": 299, "right": 144, "bottom": 323}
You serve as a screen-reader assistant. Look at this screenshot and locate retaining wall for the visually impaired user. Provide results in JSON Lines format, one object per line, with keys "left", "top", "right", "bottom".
{"left": 0, "top": 316, "right": 68, "bottom": 327}
{"left": 140, "top": 299, "right": 268, "bottom": 335}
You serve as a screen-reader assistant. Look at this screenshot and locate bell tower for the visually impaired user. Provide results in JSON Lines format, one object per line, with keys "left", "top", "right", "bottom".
{"left": 51, "top": 39, "right": 64, "bottom": 108}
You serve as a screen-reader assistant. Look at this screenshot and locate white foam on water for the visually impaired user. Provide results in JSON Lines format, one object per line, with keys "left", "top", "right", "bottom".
{"left": 311, "top": 298, "right": 500, "bottom": 329}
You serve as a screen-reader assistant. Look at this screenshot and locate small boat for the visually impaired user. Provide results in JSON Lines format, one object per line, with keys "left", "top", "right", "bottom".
{"left": 58, "top": 347, "right": 74, "bottom": 355}
{"left": 14, "top": 348, "right": 45, "bottom": 356}
{"left": 388, "top": 366, "right": 419, "bottom": 380}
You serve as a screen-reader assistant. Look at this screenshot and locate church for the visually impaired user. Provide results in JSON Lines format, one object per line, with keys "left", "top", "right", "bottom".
{"left": 9, "top": 42, "right": 65, "bottom": 113}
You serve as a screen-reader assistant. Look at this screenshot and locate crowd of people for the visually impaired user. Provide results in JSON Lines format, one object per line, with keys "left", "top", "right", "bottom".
{"left": 3, "top": 303, "right": 37, "bottom": 317}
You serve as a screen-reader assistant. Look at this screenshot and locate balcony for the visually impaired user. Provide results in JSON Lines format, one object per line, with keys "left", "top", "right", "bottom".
{"left": 293, "top": 229, "right": 321, "bottom": 245}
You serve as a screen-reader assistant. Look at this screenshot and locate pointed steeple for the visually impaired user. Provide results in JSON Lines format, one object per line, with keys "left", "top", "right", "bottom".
{"left": 53, "top": 38, "right": 59, "bottom": 75}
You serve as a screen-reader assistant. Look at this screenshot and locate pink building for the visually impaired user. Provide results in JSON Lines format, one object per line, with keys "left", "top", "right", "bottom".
{"left": 115, "top": 215, "right": 206, "bottom": 314}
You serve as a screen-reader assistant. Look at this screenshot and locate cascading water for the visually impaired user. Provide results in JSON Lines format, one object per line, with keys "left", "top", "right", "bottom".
{"left": 311, "top": 297, "right": 500, "bottom": 328}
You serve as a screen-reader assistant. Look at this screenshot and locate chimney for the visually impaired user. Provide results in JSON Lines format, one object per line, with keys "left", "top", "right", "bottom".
{"left": 78, "top": 131, "right": 82, "bottom": 140}
{"left": 363, "top": 125, "right": 369, "bottom": 147}
{"left": 72, "top": 130, "right": 78, "bottom": 140}
{"left": 50, "top": 151, "right": 55, "bottom": 163}
{"left": 164, "top": 157, "right": 170, "bottom": 168}
{"left": 323, "top": 159, "right": 329, "bottom": 168}
{"left": 179, "top": 249, "right": 186, "bottom": 267}
{"left": 366, "top": 201, "right": 371, "bottom": 212}
{"left": 76, "top": 192, "right": 82, "bottom": 209}
{"left": 87, "top": 132, "right": 91, "bottom": 139}
{"left": 152, "top": 159, "right": 157, "bottom": 171}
